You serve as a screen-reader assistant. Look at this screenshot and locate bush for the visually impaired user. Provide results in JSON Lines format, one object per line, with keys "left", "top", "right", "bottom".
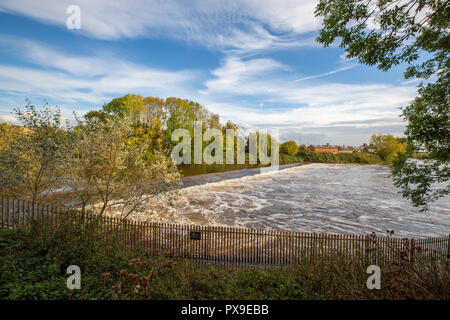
{"left": 280, "top": 153, "right": 304, "bottom": 164}
{"left": 280, "top": 141, "right": 299, "bottom": 156}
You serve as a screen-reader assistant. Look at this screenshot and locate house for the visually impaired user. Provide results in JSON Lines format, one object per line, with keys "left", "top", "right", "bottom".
{"left": 337, "top": 145, "right": 354, "bottom": 154}
{"left": 308, "top": 143, "right": 339, "bottom": 154}
{"left": 361, "top": 143, "right": 375, "bottom": 153}
{"left": 308, "top": 144, "right": 356, "bottom": 154}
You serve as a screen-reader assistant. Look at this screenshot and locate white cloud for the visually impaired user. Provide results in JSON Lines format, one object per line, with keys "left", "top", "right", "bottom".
{"left": 401, "top": 78, "right": 423, "bottom": 85}
{"left": 293, "top": 65, "right": 358, "bottom": 82}
{"left": 201, "top": 56, "right": 288, "bottom": 94}
{"left": 0, "top": 35, "right": 417, "bottom": 145}
{"left": 0, "top": 0, "right": 319, "bottom": 54}
{"left": 198, "top": 98, "right": 408, "bottom": 145}
{"left": 201, "top": 56, "right": 416, "bottom": 114}
{"left": 0, "top": 114, "right": 19, "bottom": 124}
{"left": 0, "top": 38, "right": 195, "bottom": 107}
{"left": 0, "top": 0, "right": 420, "bottom": 145}
{"left": 195, "top": 55, "right": 417, "bottom": 145}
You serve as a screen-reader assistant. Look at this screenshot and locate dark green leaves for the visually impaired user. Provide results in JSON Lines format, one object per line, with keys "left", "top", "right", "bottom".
{"left": 315, "top": 0, "right": 449, "bottom": 209}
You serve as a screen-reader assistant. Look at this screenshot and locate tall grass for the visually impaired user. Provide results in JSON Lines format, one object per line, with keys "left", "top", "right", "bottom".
{"left": 0, "top": 218, "right": 448, "bottom": 300}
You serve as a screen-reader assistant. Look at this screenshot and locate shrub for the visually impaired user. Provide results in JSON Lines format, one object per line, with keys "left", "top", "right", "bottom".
{"left": 280, "top": 141, "right": 299, "bottom": 156}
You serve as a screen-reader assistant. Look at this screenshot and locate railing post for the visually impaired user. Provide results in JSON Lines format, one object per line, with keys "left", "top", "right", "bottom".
{"left": 364, "top": 234, "right": 370, "bottom": 265}
{"left": 1, "top": 195, "right": 4, "bottom": 229}
{"left": 410, "top": 238, "right": 415, "bottom": 263}
{"left": 447, "top": 234, "right": 450, "bottom": 260}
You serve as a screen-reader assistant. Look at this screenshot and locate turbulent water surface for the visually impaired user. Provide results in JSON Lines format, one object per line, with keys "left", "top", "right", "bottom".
{"left": 140, "top": 164, "right": 449, "bottom": 238}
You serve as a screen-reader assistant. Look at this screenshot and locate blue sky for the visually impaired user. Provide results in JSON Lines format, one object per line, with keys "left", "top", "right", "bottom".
{"left": 0, "top": 0, "right": 421, "bottom": 145}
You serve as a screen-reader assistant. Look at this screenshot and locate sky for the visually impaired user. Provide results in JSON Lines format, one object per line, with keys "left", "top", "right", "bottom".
{"left": 0, "top": 0, "right": 421, "bottom": 146}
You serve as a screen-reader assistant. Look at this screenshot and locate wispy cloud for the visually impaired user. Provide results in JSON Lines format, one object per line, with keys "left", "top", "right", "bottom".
{"left": 0, "top": 37, "right": 195, "bottom": 108}
{"left": 201, "top": 56, "right": 289, "bottom": 95}
{"left": 0, "top": 114, "right": 19, "bottom": 124}
{"left": 196, "top": 54, "right": 416, "bottom": 144}
{"left": 293, "top": 65, "right": 358, "bottom": 82}
{"left": 200, "top": 56, "right": 416, "bottom": 114}
{"left": 0, "top": 1, "right": 418, "bottom": 145}
{"left": 198, "top": 98, "right": 409, "bottom": 145}
{"left": 0, "top": 0, "right": 320, "bottom": 54}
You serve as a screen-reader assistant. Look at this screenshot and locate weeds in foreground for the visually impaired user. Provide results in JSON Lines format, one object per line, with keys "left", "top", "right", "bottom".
{"left": 0, "top": 220, "right": 448, "bottom": 300}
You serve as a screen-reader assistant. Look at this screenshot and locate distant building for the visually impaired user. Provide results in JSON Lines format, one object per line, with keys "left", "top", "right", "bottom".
{"left": 337, "top": 145, "right": 354, "bottom": 154}
{"left": 308, "top": 143, "right": 356, "bottom": 154}
{"left": 308, "top": 143, "right": 339, "bottom": 154}
{"left": 361, "top": 143, "right": 375, "bottom": 153}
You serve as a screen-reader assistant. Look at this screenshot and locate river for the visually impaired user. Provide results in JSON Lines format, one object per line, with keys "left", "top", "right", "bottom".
{"left": 134, "top": 164, "right": 449, "bottom": 238}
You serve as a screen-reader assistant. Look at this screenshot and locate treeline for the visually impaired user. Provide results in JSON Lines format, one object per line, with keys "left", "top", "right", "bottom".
{"left": 282, "top": 151, "right": 385, "bottom": 165}
{"left": 279, "top": 135, "right": 408, "bottom": 165}
{"left": 280, "top": 147, "right": 384, "bottom": 165}
{"left": 0, "top": 94, "right": 280, "bottom": 216}
{"left": 84, "top": 94, "right": 277, "bottom": 161}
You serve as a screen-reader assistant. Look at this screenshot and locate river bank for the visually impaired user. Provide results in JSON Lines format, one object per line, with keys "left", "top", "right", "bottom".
{"left": 181, "top": 163, "right": 306, "bottom": 187}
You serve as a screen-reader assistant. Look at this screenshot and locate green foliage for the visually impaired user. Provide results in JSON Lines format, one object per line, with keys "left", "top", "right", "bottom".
{"left": 0, "top": 103, "right": 71, "bottom": 203}
{"left": 370, "top": 134, "right": 406, "bottom": 164}
{"left": 0, "top": 223, "right": 447, "bottom": 300}
{"left": 315, "top": 0, "right": 449, "bottom": 208}
{"left": 391, "top": 75, "right": 450, "bottom": 210}
{"left": 280, "top": 140, "right": 299, "bottom": 156}
{"left": 102, "top": 94, "right": 145, "bottom": 120}
{"left": 245, "top": 131, "right": 279, "bottom": 163}
{"left": 65, "top": 116, "right": 181, "bottom": 217}
{"left": 280, "top": 153, "right": 304, "bottom": 164}
{"left": 87, "top": 94, "right": 225, "bottom": 162}
{"left": 0, "top": 123, "right": 23, "bottom": 152}
{"left": 315, "top": 0, "right": 448, "bottom": 73}
{"left": 0, "top": 101, "right": 180, "bottom": 218}
{"left": 296, "top": 149, "right": 384, "bottom": 164}
{"left": 0, "top": 221, "right": 128, "bottom": 300}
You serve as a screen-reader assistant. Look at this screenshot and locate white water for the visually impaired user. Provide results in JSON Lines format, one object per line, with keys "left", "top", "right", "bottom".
{"left": 134, "top": 164, "right": 449, "bottom": 238}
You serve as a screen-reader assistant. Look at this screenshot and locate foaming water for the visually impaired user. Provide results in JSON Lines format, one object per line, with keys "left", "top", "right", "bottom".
{"left": 136, "top": 164, "right": 449, "bottom": 238}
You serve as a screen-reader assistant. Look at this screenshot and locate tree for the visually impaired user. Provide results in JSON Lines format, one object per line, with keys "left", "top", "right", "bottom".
{"left": 102, "top": 94, "right": 145, "bottom": 120}
{"left": 0, "top": 123, "right": 23, "bottom": 152}
{"left": 280, "top": 140, "right": 299, "bottom": 156}
{"left": 86, "top": 95, "right": 169, "bottom": 156}
{"left": 143, "top": 96, "right": 167, "bottom": 124}
{"left": 392, "top": 74, "right": 449, "bottom": 209}
{"left": 65, "top": 116, "right": 181, "bottom": 218}
{"left": 85, "top": 95, "right": 226, "bottom": 163}
{"left": 315, "top": 0, "right": 449, "bottom": 209}
{"left": 165, "top": 97, "right": 198, "bottom": 139}
{"left": 246, "top": 131, "right": 279, "bottom": 165}
{"left": 370, "top": 134, "right": 405, "bottom": 163}
{"left": 0, "top": 103, "right": 70, "bottom": 205}
{"left": 298, "top": 144, "right": 309, "bottom": 154}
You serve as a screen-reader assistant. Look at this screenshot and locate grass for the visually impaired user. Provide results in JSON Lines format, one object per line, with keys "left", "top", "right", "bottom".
{"left": 0, "top": 219, "right": 448, "bottom": 300}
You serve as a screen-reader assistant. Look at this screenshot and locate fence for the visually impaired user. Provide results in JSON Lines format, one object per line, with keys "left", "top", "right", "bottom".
{"left": 1, "top": 195, "right": 448, "bottom": 267}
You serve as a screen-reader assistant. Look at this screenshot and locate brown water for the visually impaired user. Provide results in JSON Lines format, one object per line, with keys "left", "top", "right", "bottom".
{"left": 138, "top": 164, "right": 449, "bottom": 238}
